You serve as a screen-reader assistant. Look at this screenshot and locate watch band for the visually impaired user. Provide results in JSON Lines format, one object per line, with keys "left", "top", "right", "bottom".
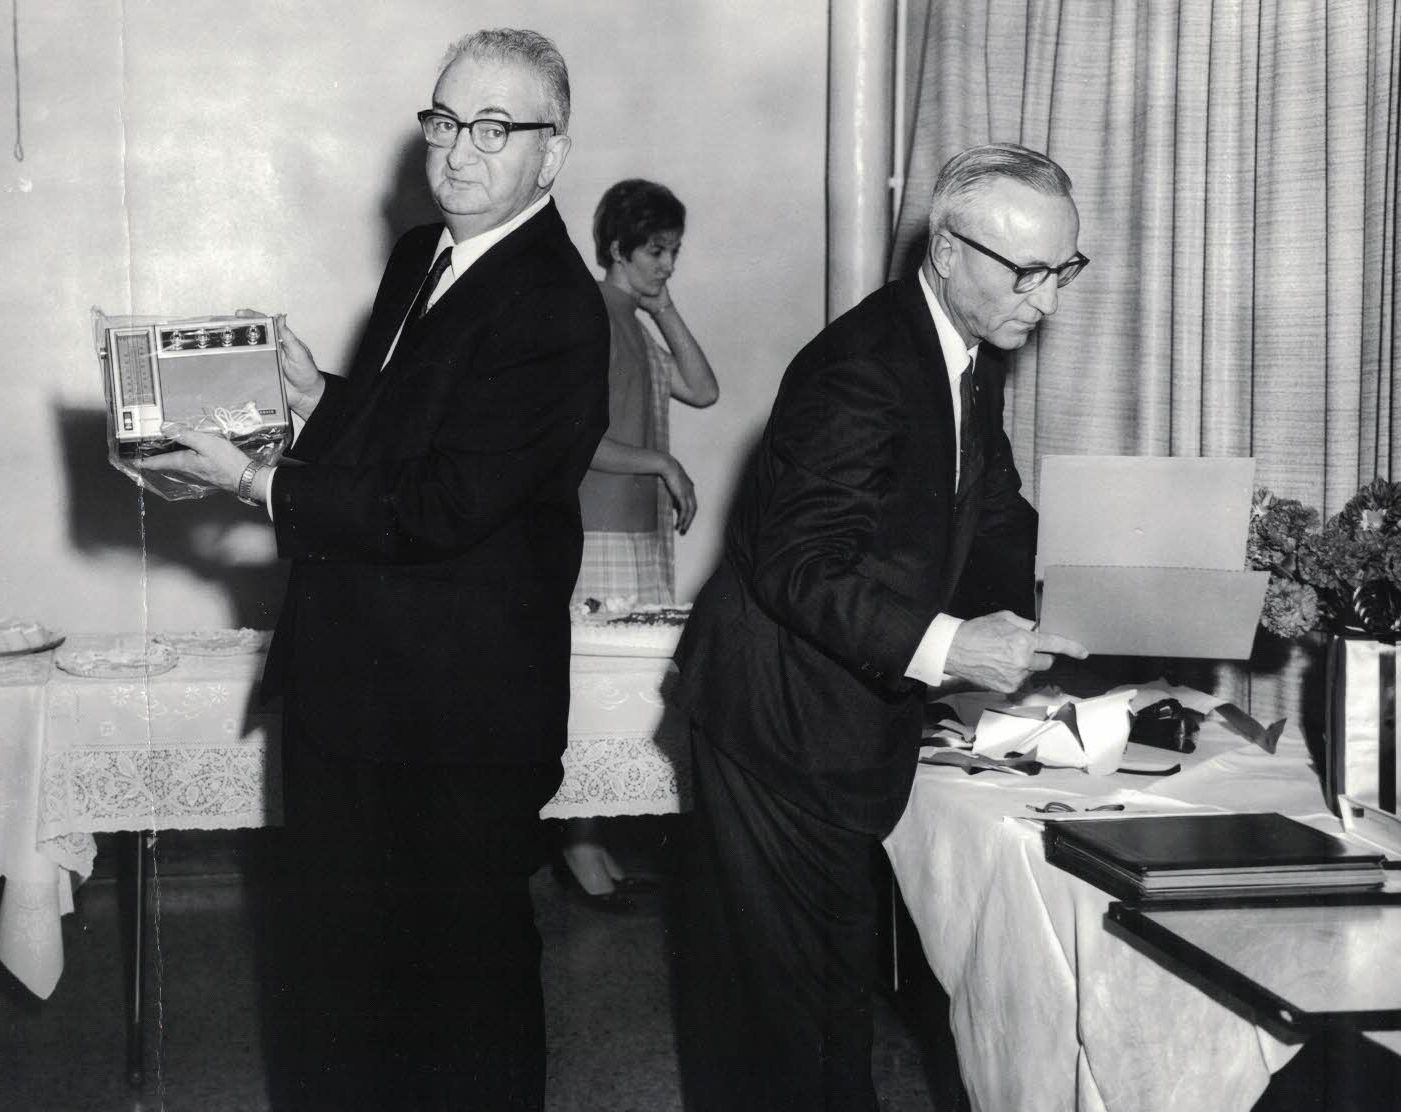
{"left": 236, "top": 460, "right": 265, "bottom": 507}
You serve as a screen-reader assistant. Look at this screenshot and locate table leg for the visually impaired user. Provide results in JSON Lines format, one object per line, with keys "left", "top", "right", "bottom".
{"left": 122, "top": 830, "right": 150, "bottom": 1088}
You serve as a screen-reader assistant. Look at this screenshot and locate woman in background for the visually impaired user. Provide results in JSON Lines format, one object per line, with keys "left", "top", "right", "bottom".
{"left": 561, "top": 179, "right": 719, "bottom": 906}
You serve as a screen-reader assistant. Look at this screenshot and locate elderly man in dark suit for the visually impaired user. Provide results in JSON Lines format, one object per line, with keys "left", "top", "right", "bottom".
{"left": 674, "top": 143, "right": 1090, "bottom": 1111}
{"left": 149, "top": 28, "right": 608, "bottom": 1110}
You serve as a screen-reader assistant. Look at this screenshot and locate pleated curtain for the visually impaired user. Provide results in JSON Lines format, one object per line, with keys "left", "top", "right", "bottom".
{"left": 893, "top": 0, "right": 1400, "bottom": 722}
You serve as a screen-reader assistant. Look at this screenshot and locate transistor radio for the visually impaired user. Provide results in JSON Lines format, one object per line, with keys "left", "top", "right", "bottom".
{"left": 99, "top": 314, "right": 291, "bottom": 458}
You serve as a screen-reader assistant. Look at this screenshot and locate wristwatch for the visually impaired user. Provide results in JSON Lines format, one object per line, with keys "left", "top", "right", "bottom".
{"left": 236, "top": 460, "right": 266, "bottom": 507}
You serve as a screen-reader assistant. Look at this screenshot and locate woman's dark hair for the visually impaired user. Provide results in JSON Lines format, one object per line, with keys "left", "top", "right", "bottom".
{"left": 592, "top": 179, "right": 686, "bottom": 267}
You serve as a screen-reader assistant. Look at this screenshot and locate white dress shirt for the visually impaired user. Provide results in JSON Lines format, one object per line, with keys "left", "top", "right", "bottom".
{"left": 903, "top": 266, "right": 981, "bottom": 687}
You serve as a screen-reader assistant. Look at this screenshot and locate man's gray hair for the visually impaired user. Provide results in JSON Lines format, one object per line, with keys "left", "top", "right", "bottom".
{"left": 441, "top": 28, "right": 572, "bottom": 135}
{"left": 928, "top": 143, "right": 1073, "bottom": 231}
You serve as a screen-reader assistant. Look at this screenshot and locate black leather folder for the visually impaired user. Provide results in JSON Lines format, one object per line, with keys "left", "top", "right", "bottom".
{"left": 1043, "top": 811, "right": 1388, "bottom": 903}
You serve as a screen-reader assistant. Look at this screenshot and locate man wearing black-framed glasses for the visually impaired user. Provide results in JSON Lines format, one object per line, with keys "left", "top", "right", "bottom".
{"left": 945, "top": 227, "right": 1089, "bottom": 293}
{"left": 674, "top": 143, "right": 1089, "bottom": 1110}
{"left": 148, "top": 26, "right": 608, "bottom": 1111}
{"left": 927, "top": 156, "right": 1089, "bottom": 352}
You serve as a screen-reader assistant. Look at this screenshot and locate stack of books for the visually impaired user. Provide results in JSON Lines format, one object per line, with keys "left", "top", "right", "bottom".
{"left": 1043, "top": 812, "right": 1388, "bottom": 903}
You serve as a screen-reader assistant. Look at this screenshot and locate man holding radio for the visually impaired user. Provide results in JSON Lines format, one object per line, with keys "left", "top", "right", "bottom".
{"left": 148, "top": 28, "right": 608, "bottom": 1109}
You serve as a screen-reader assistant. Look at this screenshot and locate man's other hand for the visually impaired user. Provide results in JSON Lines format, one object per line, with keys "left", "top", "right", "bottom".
{"left": 140, "top": 429, "right": 252, "bottom": 494}
{"left": 944, "top": 611, "right": 1088, "bottom": 693}
{"left": 237, "top": 309, "right": 324, "bottom": 419}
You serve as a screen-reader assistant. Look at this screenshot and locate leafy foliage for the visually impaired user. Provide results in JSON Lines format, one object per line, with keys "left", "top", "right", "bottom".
{"left": 1248, "top": 479, "right": 1401, "bottom": 637}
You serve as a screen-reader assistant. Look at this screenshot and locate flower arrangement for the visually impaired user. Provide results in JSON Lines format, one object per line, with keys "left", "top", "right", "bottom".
{"left": 1248, "top": 478, "right": 1401, "bottom": 638}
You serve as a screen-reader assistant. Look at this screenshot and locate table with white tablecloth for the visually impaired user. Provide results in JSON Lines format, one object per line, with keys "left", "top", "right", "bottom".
{"left": 0, "top": 636, "right": 686, "bottom": 1000}
{"left": 882, "top": 723, "right": 1366, "bottom": 1112}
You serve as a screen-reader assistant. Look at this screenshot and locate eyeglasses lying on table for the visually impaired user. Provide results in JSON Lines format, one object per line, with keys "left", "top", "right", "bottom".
{"left": 1026, "top": 801, "right": 1127, "bottom": 814}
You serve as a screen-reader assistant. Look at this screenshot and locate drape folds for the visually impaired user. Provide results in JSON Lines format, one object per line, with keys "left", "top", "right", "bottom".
{"left": 895, "top": 0, "right": 1399, "bottom": 719}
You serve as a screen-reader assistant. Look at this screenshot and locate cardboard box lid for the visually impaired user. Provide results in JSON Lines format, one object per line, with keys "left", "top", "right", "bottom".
{"left": 1036, "top": 455, "right": 1256, "bottom": 577}
{"left": 1035, "top": 456, "right": 1264, "bottom": 659}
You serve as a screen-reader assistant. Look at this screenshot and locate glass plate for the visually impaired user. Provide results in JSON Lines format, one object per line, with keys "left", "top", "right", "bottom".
{"left": 152, "top": 629, "right": 270, "bottom": 656}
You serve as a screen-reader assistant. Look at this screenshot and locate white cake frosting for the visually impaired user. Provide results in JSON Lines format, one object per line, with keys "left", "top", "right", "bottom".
{"left": 0, "top": 617, "right": 55, "bottom": 653}
{"left": 570, "top": 602, "right": 690, "bottom": 658}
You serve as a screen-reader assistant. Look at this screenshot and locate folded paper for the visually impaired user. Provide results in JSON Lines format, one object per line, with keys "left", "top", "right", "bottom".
{"left": 970, "top": 689, "right": 1136, "bottom": 775}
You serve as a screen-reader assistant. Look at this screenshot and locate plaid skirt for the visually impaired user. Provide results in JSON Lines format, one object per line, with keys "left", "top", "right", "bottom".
{"left": 571, "top": 530, "right": 672, "bottom": 607}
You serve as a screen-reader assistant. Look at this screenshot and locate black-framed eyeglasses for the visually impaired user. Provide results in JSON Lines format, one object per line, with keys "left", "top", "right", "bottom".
{"left": 946, "top": 229, "right": 1090, "bottom": 293}
{"left": 416, "top": 110, "right": 556, "bottom": 154}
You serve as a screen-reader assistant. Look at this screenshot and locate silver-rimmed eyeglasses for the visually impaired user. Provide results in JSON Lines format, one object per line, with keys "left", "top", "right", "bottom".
{"left": 947, "top": 229, "right": 1090, "bottom": 293}
{"left": 417, "top": 110, "right": 556, "bottom": 154}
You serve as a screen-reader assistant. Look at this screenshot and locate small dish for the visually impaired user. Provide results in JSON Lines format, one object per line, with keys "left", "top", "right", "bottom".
{"left": 152, "top": 629, "right": 271, "bottom": 656}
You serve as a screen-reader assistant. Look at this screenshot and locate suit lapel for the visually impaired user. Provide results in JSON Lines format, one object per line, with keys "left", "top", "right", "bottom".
{"left": 889, "top": 275, "right": 987, "bottom": 593}
{"left": 336, "top": 228, "right": 442, "bottom": 410}
{"left": 891, "top": 276, "right": 959, "bottom": 497}
{"left": 381, "top": 201, "right": 562, "bottom": 375}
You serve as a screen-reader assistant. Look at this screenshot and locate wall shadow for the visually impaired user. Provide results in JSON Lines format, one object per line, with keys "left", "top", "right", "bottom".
{"left": 379, "top": 135, "right": 440, "bottom": 257}
{"left": 55, "top": 403, "right": 287, "bottom": 629}
{"left": 699, "top": 422, "right": 764, "bottom": 567}
{"left": 327, "top": 135, "right": 441, "bottom": 377}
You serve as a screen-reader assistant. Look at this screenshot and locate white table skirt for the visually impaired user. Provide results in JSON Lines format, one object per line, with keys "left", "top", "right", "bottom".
{"left": 882, "top": 725, "right": 1336, "bottom": 1112}
{"left": 0, "top": 637, "right": 687, "bottom": 999}
{"left": 551, "top": 655, "right": 689, "bottom": 819}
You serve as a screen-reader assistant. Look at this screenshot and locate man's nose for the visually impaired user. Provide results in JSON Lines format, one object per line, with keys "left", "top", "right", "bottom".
{"left": 446, "top": 132, "right": 479, "bottom": 168}
{"left": 1027, "top": 278, "right": 1060, "bottom": 316}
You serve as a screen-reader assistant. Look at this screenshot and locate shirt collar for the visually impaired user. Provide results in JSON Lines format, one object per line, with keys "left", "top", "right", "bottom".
{"left": 918, "top": 265, "right": 979, "bottom": 383}
{"left": 436, "top": 193, "right": 553, "bottom": 276}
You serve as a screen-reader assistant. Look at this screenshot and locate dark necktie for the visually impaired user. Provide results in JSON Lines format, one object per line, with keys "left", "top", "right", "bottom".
{"left": 956, "top": 365, "right": 983, "bottom": 500}
{"left": 403, "top": 246, "right": 455, "bottom": 331}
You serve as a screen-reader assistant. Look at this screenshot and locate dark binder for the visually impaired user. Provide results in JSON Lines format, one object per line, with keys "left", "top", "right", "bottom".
{"left": 1043, "top": 811, "right": 1388, "bottom": 903}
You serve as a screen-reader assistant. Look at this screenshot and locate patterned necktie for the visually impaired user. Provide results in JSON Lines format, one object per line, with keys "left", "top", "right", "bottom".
{"left": 956, "top": 365, "right": 983, "bottom": 500}
{"left": 404, "top": 246, "right": 455, "bottom": 331}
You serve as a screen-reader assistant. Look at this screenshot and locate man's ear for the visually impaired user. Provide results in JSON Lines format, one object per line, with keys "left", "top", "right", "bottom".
{"left": 609, "top": 240, "right": 625, "bottom": 265}
{"left": 928, "top": 227, "right": 956, "bottom": 280}
{"left": 536, "top": 134, "right": 572, "bottom": 190}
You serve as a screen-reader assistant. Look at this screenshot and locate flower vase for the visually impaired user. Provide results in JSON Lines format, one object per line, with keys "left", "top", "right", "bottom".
{"left": 1323, "top": 631, "right": 1400, "bottom": 817}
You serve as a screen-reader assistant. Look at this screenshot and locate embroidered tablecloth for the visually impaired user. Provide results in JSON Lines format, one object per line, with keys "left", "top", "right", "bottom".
{"left": 0, "top": 636, "right": 686, "bottom": 998}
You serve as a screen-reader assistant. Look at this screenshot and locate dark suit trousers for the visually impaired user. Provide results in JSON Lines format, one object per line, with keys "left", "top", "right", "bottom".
{"left": 679, "top": 725, "right": 882, "bottom": 1112}
{"left": 257, "top": 717, "right": 562, "bottom": 1111}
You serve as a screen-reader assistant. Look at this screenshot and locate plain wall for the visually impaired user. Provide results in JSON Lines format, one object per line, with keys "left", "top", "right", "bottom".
{"left": 0, "top": 1, "right": 826, "bottom": 631}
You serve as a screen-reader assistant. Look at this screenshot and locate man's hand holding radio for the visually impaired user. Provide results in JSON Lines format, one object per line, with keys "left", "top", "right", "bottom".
{"left": 141, "top": 429, "right": 273, "bottom": 504}
{"left": 236, "top": 308, "right": 324, "bottom": 419}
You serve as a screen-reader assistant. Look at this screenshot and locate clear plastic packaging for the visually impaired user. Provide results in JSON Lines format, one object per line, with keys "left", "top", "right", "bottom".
{"left": 94, "top": 308, "right": 292, "bottom": 500}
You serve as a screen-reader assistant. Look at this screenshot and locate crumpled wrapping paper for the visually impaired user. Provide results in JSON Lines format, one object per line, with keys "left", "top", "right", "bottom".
{"left": 925, "top": 679, "right": 1286, "bottom": 776}
{"left": 969, "top": 689, "right": 1137, "bottom": 774}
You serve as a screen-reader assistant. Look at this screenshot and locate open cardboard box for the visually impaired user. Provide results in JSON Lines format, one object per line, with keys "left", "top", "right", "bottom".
{"left": 1035, "top": 456, "right": 1269, "bottom": 659}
